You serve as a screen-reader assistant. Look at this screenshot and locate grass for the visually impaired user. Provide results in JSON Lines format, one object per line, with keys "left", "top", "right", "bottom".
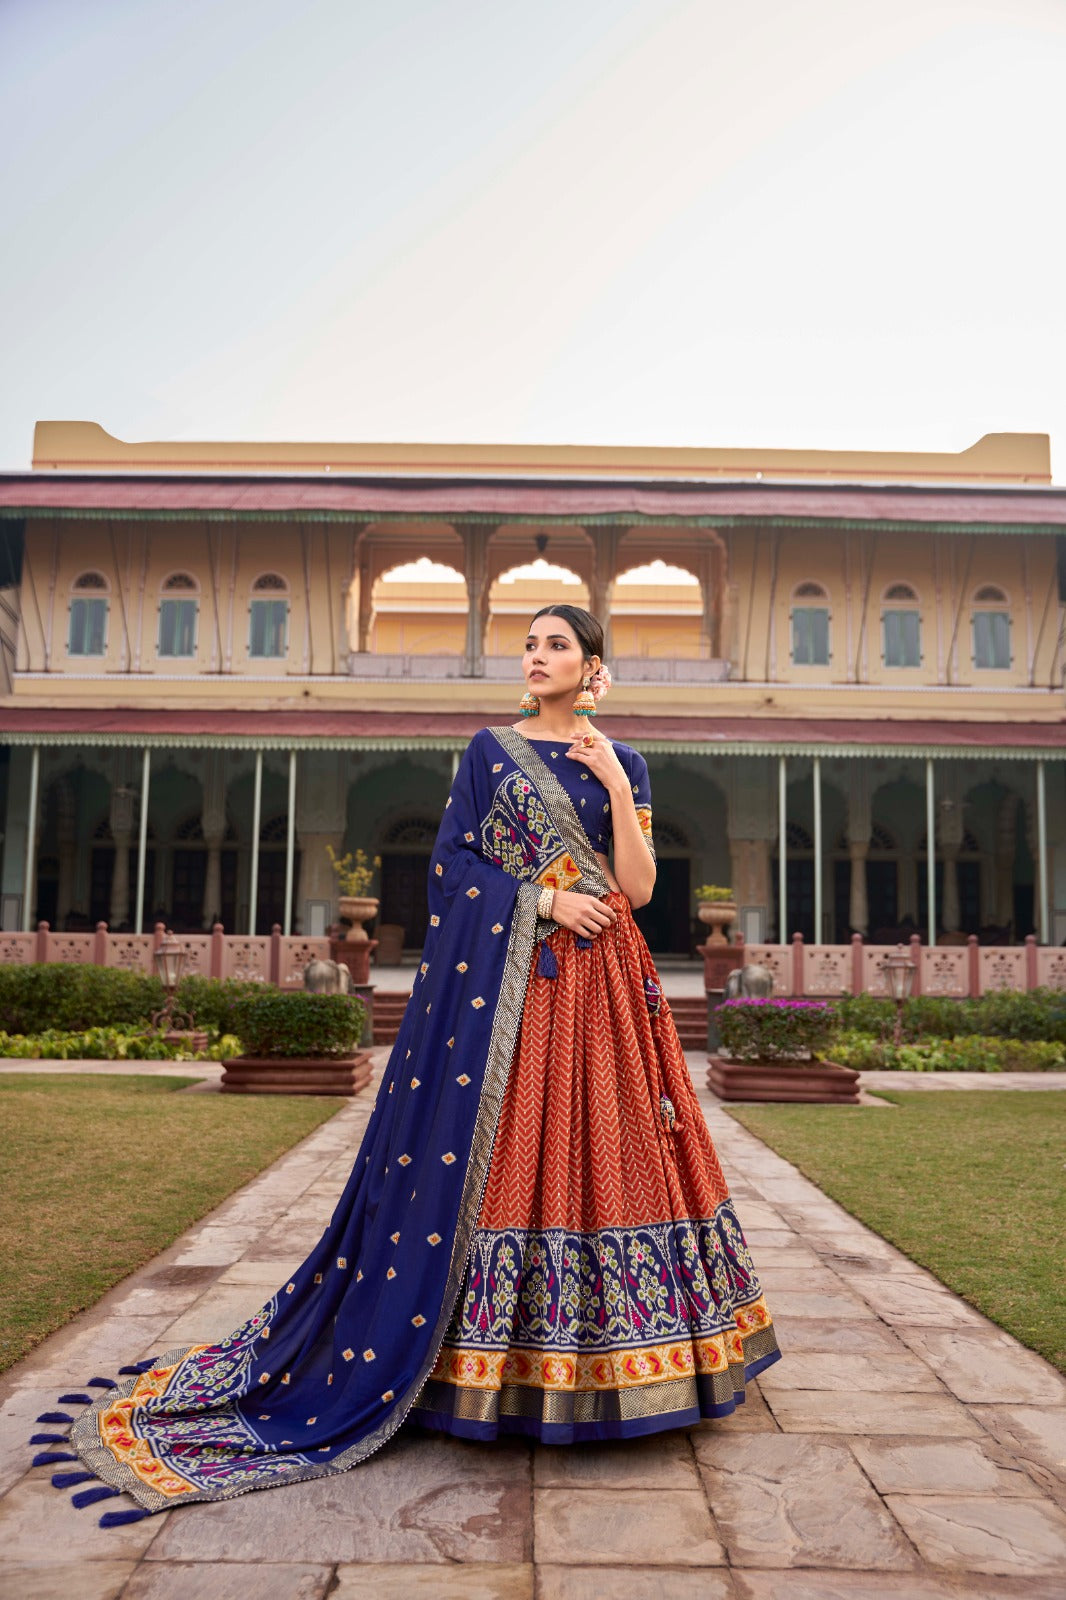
{"left": 728, "top": 1091, "right": 1066, "bottom": 1373}
{"left": 0, "top": 1074, "right": 342, "bottom": 1373}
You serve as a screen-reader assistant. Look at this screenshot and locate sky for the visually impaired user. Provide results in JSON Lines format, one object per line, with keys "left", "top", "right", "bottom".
{"left": 1, "top": 0, "right": 1065, "bottom": 476}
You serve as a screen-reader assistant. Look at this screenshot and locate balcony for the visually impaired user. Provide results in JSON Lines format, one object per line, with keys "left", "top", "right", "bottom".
{"left": 346, "top": 653, "right": 730, "bottom": 684}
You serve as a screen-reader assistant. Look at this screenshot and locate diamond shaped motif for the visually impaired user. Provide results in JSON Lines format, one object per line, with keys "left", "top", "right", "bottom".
{"left": 259, "top": 1373, "right": 271, "bottom": 1384}
{"left": 411, "top": 1076, "right": 421, "bottom": 1088}
{"left": 430, "top": 914, "right": 440, "bottom": 926}
{"left": 447, "top": 1036, "right": 455, "bottom": 1048}
{"left": 363, "top": 1348, "right": 376, "bottom": 1362}
{"left": 398, "top": 1153, "right": 411, "bottom": 1166}
{"left": 261, "top": 1327, "right": 270, "bottom": 1339}
{"left": 441, "top": 1152, "right": 456, "bottom": 1164}
{"left": 435, "top": 862, "right": 443, "bottom": 876}
{"left": 356, "top": 1270, "right": 363, "bottom": 1281}
{"left": 492, "top": 763, "right": 502, "bottom": 772}
{"left": 412, "top": 1314, "right": 426, "bottom": 1327}
{"left": 285, "top": 1282, "right": 295, "bottom": 1294}
{"left": 471, "top": 996, "right": 485, "bottom": 1009}
{"left": 313, "top": 1273, "right": 322, "bottom": 1284}
{"left": 492, "top": 923, "right": 504, "bottom": 934}
{"left": 382, "top": 1389, "right": 395, "bottom": 1402}
{"left": 386, "top": 1267, "right": 396, "bottom": 1280}
{"left": 259, "top": 1414, "right": 270, "bottom": 1420}
{"left": 456, "top": 1073, "right": 471, "bottom": 1085}
{"left": 456, "top": 961, "right": 468, "bottom": 973}
{"left": 466, "top": 887, "right": 480, "bottom": 898}
{"left": 427, "top": 1233, "right": 442, "bottom": 1246}
{"left": 390, "top": 1231, "right": 400, "bottom": 1243}
{"left": 420, "top": 962, "right": 428, "bottom": 975}
{"left": 342, "top": 1349, "right": 355, "bottom": 1361}
{"left": 306, "top": 1416, "right": 316, "bottom": 1426}
{"left": 464, "top": 831, "right": 474, "bottom": 842}
{"left": 337, "top": 1257, "right": 347, "bottom": 1269}
{"left": 281, "top": 1373, "right": 290, "bottom": 1385}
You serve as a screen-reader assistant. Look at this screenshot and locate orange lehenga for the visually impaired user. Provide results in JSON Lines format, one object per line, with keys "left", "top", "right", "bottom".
{"left": 414, "top": 890, "right": 779, "bottom": 1441}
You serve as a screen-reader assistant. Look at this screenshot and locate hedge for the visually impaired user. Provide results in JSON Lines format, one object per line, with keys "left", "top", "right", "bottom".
{"left": 833, "top": 1032, "right": 1066, "bottom": 1073}
{"left": 834, "top": 989, "right": 1066, "bottom": 1044}
{"left": 229, "top": 991, "right": 366, "bottom": 1059}
{"left": 0, "top": 964, "right": 163, "bottom": 1033}
{"left": 716, "top": 998, "right": 836, "bottom": 1061}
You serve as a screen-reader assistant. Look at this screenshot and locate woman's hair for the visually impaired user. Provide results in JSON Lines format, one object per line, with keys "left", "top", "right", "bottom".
{"left": 528, "top": 604, "right": 604, "bottom": 663}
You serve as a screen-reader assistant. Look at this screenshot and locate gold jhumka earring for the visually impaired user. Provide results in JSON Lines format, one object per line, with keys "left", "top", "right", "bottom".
{"left": 572, "top": 677, "right": 596, "bottom": 717}
{"left": 519, "top": 691, "right": 541, "bottom": 717}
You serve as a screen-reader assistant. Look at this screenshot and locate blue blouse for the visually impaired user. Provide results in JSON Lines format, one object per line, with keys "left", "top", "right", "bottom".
{"left": 506, "top": 736, "right": 655, "bottom": 857}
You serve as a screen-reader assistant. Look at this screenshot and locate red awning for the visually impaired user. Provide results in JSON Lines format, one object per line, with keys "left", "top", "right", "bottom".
{"left": 2, "top": 473, "right": 1066, "bottom": 527}
{"left": 0, "top": 705, "right": 1063, "bottom": 753}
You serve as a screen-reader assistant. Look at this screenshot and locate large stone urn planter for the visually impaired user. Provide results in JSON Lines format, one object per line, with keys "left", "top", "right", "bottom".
{"left": 338, "top": 895, "right": 379, "bottom": 942}
{"left": 707, "top": 1055, "right": 860, "bottom": 1105}
{"left": 221, "top": 1051, "right": 374, "bottom": 1097}
{"left": 697, "top": 899, "right": 737, "bottom": 946}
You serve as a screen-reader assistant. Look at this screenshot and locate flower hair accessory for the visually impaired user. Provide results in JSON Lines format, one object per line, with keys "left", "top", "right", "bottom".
{"left": 588, "top": 663, "right": 612, "bottom": 702}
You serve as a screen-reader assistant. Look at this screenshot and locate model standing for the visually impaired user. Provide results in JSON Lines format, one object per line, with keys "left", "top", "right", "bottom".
{"left": 56, "top": 604, "right": 778, "bottom": 1521}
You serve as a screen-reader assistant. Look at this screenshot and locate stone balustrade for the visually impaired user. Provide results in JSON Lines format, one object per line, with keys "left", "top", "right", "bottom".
{"left": 0, "top": 922, "right": 331, "bottom": 989}
{"left": 706, "top": 932, "right": 1066, "bottom": 997}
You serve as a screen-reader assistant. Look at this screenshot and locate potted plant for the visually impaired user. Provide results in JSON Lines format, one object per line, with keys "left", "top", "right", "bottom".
{"left": 326, "top": 846, "right": 382, "bottom": 942}
{"left": 707, "top": 996, "right": 859, "bottom": 1104}
{"left": 694, "top": 884, "right": 737, "bottom": 945}
{"left": 221, "top": 990, "right": 373, "bottom": 1097}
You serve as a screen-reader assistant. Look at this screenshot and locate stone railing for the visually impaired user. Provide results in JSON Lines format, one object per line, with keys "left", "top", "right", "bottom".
{"left": 0, "top": 922, "right": 331, "bottom": 990}
{"left": 711, "top": 932, "right": 1066, "bottom": 998}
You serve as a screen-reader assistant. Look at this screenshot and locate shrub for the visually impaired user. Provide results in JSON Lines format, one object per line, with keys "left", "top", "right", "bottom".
{"left": 0, "top": 964, "right": 163, "bottom": 1033}
{"left": 176, "top": 975, "right": 268, "bottom": 1035}
{"left": 833, "top": 988, "right": 1066, "bottom": 1046}
{"left": 716, "top": 998, "right": 837, "bottom": 1061}
{"left": 833, "top": 1033, "right": 1066, "bottom": 1073}
{"left": 229, "top": 991, "right": 366, "bottom": 1059}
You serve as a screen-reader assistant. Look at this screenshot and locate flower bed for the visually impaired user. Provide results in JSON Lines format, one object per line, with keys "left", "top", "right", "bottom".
{"left": 833, "top": 1032, "right": 1066, "bottom": 1073}
{"left": 0, "top": 1024, "right": 240, "bottom": 1061}
{"left": 716, "top": 997, "right": 837, "bottom": 1061}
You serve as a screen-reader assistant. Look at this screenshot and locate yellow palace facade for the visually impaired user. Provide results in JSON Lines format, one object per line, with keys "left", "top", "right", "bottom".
{"left": 0, "top": 421, "right": 1064, "bottom": 961}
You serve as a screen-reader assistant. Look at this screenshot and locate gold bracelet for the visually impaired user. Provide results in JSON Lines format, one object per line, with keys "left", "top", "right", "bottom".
{"left": 537, "top": 886, "right": 555, "bottom": 921}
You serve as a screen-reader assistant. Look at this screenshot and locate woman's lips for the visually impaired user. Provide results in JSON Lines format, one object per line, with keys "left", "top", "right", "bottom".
{"left": 528, "top": 671, "right": 548, "bottom": 681}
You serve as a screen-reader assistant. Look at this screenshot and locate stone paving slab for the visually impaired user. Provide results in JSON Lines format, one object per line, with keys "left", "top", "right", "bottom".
{"left": 1, "top": 1054, "right": 1064, "bottom": 1596}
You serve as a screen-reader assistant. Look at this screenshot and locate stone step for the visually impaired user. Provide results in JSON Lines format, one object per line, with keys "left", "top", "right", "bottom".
{"left": 371, "top": 991, "right": 708, "bottom": 1046}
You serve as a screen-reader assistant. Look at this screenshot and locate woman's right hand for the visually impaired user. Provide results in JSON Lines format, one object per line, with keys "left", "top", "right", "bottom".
{"left": 549, "top": 889, "right": 618, "bottom": 940}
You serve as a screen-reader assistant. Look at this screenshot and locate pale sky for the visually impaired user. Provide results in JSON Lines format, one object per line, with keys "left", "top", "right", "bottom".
{"left": 2, "top": 0, "right": 1065, "bottom": 476}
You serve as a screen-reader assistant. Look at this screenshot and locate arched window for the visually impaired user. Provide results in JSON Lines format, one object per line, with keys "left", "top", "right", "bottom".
{"left": 249, "top": 573, "right": 289, "bottom": 659}
{"left": 158, "top": 573, "right": 199, "bottom": 658}
{"left": 882, "top": 583, "right": 921, "bottom": 668}
{"left": 791, "top": 581, "right": 830, "bottom": 666}
{"left": 68, "top": 571, "right": 109, "bottom": 657}
{"left": 971, "top": 585, "right": 1011, "bottom": 670}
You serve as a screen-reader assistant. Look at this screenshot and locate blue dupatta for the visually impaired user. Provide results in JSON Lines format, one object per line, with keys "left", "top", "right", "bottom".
{"left": 69, "top": 727, "right": 609, "bottom": 1515}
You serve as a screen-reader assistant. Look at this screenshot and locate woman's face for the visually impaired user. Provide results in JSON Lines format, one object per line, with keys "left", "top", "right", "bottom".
{"left": 523, "top": 614, "right": 597, "bottom": 698}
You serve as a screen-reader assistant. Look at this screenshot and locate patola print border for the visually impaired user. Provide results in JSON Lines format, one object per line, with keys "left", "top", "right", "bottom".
{"left": 490, "top": 727, "right": 612, "bottom": 900}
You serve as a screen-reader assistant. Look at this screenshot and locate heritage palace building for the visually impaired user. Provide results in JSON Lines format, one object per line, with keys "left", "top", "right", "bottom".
{"left": 0, "top": 421, "right": 1064, "bottom": 975}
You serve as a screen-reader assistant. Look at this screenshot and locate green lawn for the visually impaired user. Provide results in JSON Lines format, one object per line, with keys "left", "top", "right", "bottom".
{"left": 0, "top": 1074, "right": 342, "bottom": 1373}
{"left": 728, "top": 1091, "right": 1066, "bottom": 1373}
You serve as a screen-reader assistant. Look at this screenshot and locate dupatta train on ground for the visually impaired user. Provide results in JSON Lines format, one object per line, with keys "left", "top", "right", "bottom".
{"left": 56, "top": 726, "right": 778, "bottom": 1521}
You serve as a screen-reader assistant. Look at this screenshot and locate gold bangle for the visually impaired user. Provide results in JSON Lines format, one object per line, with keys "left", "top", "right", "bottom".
{"left": 537, "top": 887, "right": 555, "bottom": 921}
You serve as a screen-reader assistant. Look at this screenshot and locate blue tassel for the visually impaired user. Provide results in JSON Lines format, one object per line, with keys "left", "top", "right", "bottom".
{"left": 119, "top": 1359, "right": 155, "bottom": 1375}
{"left": 73, "top": 1485, "right": 120, "bottom": 1509}
{"left": 33, "top": 1451, "right": 78, "bottom": 1466}
{"left": 100, "top": 1508, "right": 151, "bottom": 1527}
{"left": 59, "top": 1393, "right": 93, "bottom": 1405}
{"left": 53, "top": 1470, "right": 95, "bottom": 1488}
{"left": 537, "top": 942, "right": 558, "bottom": 979}
{"left": 30, "top": 1433, "right": 70, "bottom": 1445}
{"left": 576, "top": 935, "right": 592, "bottom": 950}
{"left": 37, "top": 1412, "right": 74, "bottom": 1425}
{"left": 88, "top": 1377, "right": 117, "bottom": 1390}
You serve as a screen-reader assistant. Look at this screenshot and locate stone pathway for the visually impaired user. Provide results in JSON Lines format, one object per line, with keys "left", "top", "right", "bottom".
{"left": 1, "top": 1056, "right": 1064, "bottom": 1598}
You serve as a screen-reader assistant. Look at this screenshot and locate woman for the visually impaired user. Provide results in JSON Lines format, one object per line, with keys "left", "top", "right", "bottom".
{"left": 48, "top": 605, "right": 778, "bottom": 1524}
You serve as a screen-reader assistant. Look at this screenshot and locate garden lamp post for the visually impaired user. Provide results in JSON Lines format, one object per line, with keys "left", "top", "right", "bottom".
{"left": 880, "top": 945, "right": 916, "bottom": 1047}
{"left": 152, "top": 932, "right": 188, "bottom": 1032}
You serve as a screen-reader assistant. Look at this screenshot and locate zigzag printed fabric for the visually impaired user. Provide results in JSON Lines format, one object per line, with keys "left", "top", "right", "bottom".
{"left": 413, "top": 894, "right": 780, "bottom": 1442}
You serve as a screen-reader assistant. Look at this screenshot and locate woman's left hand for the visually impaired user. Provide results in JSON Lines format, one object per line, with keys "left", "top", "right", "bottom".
{"left": 565, "top": 727, "right": 627, "bottom": 791}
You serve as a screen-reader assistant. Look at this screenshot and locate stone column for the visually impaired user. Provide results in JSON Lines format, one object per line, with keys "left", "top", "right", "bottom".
{"left": 995, "top": 793, "right": 1018, "bottom": 929}
{"left": 109, "top": 783, "right": 136, "bottom": 929}
{"left": 459, "top": 523, "right": 490, "bottom": 677}
{"left": 55, "top": 780, "right": 77, "bottom": 929}
{"left": 726, "top": 758, "right": 776, "bottom": 940}
{"left": 588, "top": 527, "right": 621, "bottom": 660}
{"left": 846, "top": 766, "right": 871, "bottom": 936}
{"left": 296, "top": 753, "right": 350, "bottom": 929}
{"left": 355, "top": 545, "right": 375, "bottom": 654}
{"left": 201, "top": 752, "right": 226, "bottom": 929}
